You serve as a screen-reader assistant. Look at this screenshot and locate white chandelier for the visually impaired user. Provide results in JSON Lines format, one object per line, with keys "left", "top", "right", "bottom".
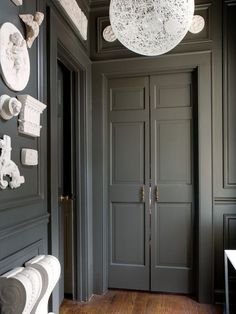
{"left": 109, "top": 0, "right": 195, "bottom": 56}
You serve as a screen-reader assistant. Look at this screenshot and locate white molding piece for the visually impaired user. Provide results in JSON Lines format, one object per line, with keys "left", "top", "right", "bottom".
{"left": 11, "top": 0, "right": 23, "bottom": 5}
{"left": 0, "top": 266, "right": 42, "bottom": 314}
{"left": 0, "top": 135, "right": 25, "bottom": 189}
{"left": 17, "top": 94, "right": 46, "bottom": 137}
{"left": 25, "top": 255, "right": 61, "bottom": 314}
{"left": 0, "top": 22, "right": 30, "bottom": 91}
{"left": 21, "top": 148, "right": 38, "bottom": 166}
{"left": 56, "top": 0, "right": 88, "bottom": 40}
{"left": 103, "top": 25, "right": 117, "bottom": 42}
{"left": 19, "top": 12, "right": 44, "bottom": 48}
{"left": 0, "top": 94, "right": 22, "bottom": 120}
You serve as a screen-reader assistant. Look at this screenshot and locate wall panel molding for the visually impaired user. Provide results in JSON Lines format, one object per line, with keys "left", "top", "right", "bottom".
{"left": 223, "top": 1, "right": 236, "bottom": 188}
{"left": 90, "top": 3, "right": 212, "bottom": 60}
{"left": 0, "top": 214, "right": 49, "bottom": 241}
{"left": 0, "top": 240, "right": 44, "bottom": 275}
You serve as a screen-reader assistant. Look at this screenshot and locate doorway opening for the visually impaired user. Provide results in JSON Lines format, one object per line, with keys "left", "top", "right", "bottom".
{"left": 57, "top": 59, "right": 76, "bottom": 302}
{"left": 107, "top": 70, "right": 198, "bottom": 295}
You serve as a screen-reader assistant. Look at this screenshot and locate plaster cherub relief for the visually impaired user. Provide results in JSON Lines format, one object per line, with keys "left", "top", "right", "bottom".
{"left": 0, "top": 22, "right": 30, "bottom": 91}
{"left": 19, "top": 12, "right": 44, "bottom": 48}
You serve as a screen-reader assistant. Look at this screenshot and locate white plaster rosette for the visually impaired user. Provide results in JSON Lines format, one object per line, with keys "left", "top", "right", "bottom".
{"left": 0, "top": 22, "right": 30, "bottom": 91}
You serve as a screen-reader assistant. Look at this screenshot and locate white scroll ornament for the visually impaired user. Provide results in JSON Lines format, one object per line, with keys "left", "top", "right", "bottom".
{"left": 0, "top": 135, "right": 25, "bottom": 189}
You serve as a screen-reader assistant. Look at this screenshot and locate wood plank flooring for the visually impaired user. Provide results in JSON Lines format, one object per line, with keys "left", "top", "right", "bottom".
{"left": 60, "top": 290, "right": 222, "bottom": 314}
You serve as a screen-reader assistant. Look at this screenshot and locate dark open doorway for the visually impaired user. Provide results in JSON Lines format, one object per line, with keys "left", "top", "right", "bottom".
{"left": 57, "top": 59, "right": 76, "bottom": 301}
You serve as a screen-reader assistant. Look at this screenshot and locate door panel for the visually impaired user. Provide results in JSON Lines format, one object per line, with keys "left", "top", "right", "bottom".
{"left": 111, "top": 203, "right": 145, "bottom": 265}
{"left": 112, "top": 122, "right": 144, "bottom": 184}
{"left": 108, "top": 77, "right": 150, "bottom": 290}
{"left": 150, "top": 72, "right": 194, "bottom": 293}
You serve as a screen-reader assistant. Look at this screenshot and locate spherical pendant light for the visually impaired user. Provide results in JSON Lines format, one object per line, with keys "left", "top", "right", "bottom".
{"left": 109, "top": 0, "right": 195, "bottom": 56}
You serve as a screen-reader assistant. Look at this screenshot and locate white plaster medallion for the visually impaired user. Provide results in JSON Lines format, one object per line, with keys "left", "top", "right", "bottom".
{"left": 0, "top": 94, "right": 22, "bottom": 120}
{"left": 103, "top": 25, "right": 117, "bottom": 42}
{"left": 0, "top": 22, "right": 30, "bottom": 91}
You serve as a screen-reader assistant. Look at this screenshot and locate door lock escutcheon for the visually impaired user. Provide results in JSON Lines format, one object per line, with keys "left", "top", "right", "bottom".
{"left": 155, "top": 186, "right": 160, "bottom": 202}
{"left": 140, "top": 186, "right": 145, "bottom": 202}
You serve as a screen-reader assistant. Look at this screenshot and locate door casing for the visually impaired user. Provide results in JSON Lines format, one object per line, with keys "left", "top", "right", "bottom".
{"left": 92, "top": 52, "right": 213, "bottom": 303}
{"left": 47, "top": 4, "right": 92, "bottom": 311}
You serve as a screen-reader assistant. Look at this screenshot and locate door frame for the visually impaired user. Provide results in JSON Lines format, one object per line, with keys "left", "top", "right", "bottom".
{"left": 92, "top": 52, "right": 213, "bottom": 303}
{"left": 47, "top": 3, "right": 92, "bottom": 311}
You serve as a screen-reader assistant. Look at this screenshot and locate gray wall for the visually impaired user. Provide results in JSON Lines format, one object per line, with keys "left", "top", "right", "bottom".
{"left": 0, "top": 0, "right": 48, "bottom": 277}
{"left": 0, "top": 0, "right": 92, "bottom": 312}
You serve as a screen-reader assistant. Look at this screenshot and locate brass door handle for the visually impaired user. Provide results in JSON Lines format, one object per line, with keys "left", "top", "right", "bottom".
{"left": 155, "top": 186, "right": 159, "bottom": 202}
{"left": 140, "top": 186, "right": 145, "bottom": 202}
{"left": 60, "top": 195, "right": 69, "bottom": 202}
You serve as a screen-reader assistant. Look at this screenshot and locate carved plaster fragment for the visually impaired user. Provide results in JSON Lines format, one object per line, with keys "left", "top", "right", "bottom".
{"left": 0, "top": 94, "right": 22, "bottom": 120}
{"left": 0, "top": 23, "right": 30, "bottom": 91}
{"left": 56, "top": 0, "right": 88, "bottom": 40}
{"left": 0, "top": 266, "right": 42, "bottom": 314}
{"left": 11, "top": 0, "right": 23, "bottom": 5}
{"left": 25, "top": 255, "right": 61, "bottom": 314}
{"left": 19, "top": 12, "right": 44, "bottom": 48}
{"left": 17, "top": 94, "right": 46, "bottom": 137}
{"left": 21, "top": 148, "right": 38, "bottom": 166}
{"left": 0, "top": 135, "right": 25, "bottom": 189}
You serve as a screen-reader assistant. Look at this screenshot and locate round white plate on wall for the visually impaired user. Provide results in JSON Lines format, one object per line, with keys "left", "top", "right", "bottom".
{"left": 0, "top": 22, "right": 30, "bottom": 91}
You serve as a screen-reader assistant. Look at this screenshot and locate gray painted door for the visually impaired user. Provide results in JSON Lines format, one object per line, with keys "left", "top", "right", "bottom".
{"left": 108, "top": 77, "right": 150, "bottom": 290}
{"left": 150, "top": 73, "right": 194, "bottom": 293}
{"left": 108, "top": 72, "right": 194, "bottom": 293}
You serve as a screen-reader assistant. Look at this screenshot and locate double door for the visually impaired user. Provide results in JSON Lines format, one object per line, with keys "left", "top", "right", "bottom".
{"left": 108, "top": 72, "right": 195, "bottom": 293}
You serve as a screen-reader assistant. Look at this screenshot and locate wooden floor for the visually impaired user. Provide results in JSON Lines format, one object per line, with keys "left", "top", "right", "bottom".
{"left": 60, "top": 290, "right": 222, "bottom": 314}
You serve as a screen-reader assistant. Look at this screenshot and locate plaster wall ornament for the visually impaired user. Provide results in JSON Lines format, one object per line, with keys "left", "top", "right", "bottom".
{"left": 11, "top": 0, "right": 23, "bottom": 5}
{"left": 0, "top": 135, "right": 25, "bottom": 189}
{"left": 21, "top": 148, "right": 38, "bottom": 166}
{"left": 0, "top": 266, "right": 42, "bottom": 314}
{"left": 189, "top": 15, "right": 205, "bottom": 34}
{"left": 0, "top": 94, "right": 22, "bottom": 120}
{"left": 56, "top": 0, "right": 88, "bottom": 40}
{"left": 0, "top": 22, "right": 30, "bottom": 91}
{"left": 17, "top": 94, "right": 46, "bottom": 137}
{"left": 25, "top": 255, "right": 61, "bottom": 314}
{"left": 103, "top": 25, "right": 117, "bottom": 42}
{"left": 19, "top": 12, "right": 44, "bottom": 48}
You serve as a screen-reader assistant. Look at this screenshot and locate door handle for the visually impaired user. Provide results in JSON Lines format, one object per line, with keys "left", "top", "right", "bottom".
{"left": 140, "top": 186, "right": 145, "bottom": 202}
{"left": 60, "top": 195, "right": 69, "bottom": 202}
{"left": 155, "top": 186, "right": 159, "bottom": 202}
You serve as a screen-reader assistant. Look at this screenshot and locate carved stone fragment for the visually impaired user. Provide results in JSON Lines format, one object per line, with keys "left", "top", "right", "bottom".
{"left": 0, "top": 135, "right": 25, "bottom": 189}
{"left": 0, "top": 94, "right": 22, "bottom": 120}
{"left": 19, "top": 12, "right": 44, "bottom": 48}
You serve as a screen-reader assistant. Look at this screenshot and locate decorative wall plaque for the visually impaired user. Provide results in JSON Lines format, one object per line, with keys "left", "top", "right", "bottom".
{"left": 19, "top": 12, "right": 44, "bottom": 48}
{"left": 0, "top": 94, "right": 22, "bottom": 120}
{"left": 0, "top": 135, "right": 25, "bottom": 189}
{"left": 0, "top": 266, "right": 42, "bottom": 314}
{"left": 103, "top": 25, "right": 117, "bottom": 42}
{"left": 25, "top": 255, "right": 61, "bottom": 314}
{"left": 21, "top": 148, "right": 38, "bottom": 166}
{"left": 56, "top": 0, "right": 88, "bottom": 40}
{"left": 0, "top": 22, "right": 30, "bottom": 91}
{"left": 17, "top": 94, "right": 46, "bottom": 137}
